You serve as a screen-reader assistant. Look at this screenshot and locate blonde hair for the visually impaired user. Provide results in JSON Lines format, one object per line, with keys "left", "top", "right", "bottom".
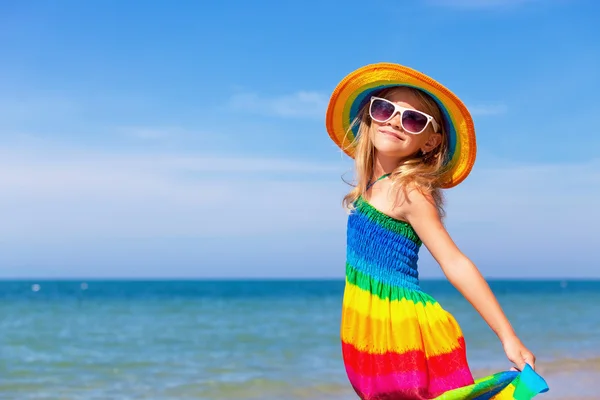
{"left": 342, "top": 87, "right": 449, "bottom": 218}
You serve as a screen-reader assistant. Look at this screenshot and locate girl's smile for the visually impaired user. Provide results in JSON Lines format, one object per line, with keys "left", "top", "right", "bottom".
{"left": 377, "top": 127, "right": 404, "bottom": 141}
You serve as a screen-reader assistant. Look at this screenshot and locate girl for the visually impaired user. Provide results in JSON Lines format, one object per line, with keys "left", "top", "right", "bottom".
{"left": 325, "top": 63, "right": 549, "bottom": 400}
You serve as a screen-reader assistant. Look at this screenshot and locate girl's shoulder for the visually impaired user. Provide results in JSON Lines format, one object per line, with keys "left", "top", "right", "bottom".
{"left": 389, "top": 182, "right": 441, "bottom": 222}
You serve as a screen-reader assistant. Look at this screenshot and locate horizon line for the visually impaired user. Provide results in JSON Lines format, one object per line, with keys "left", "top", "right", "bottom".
{"left": 1, "top": 276, "right": 598, "bottom": 282}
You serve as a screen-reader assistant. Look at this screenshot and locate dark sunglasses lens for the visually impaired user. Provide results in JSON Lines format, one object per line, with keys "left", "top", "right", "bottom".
{"left": 402, "top": 110, "right": 428, "bottom": 133}
{"left": 370, "top": 99, "right": 395, "bottom": 121}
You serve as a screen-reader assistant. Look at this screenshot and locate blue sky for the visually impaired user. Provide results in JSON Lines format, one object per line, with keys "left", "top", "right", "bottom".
{"left": 0, "top": 0, "right": 598, "bottom": 279}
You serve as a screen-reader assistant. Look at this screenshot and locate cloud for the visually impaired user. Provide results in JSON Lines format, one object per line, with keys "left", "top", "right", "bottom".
{"left": 0, "top": 145, "right": 347, "bottom": 242}
{"left": 433, "top": 157, "right": 600, "bottom": 278}
{"left": 118, "top": 126, "right": 183, "bottom": 140}
{"left": 228, "top": 91, "right": 328, "bottom": 119}
{"left": 427, "top": 0, "right": 540, "bottom": 8}
{"left": 447, "top": 159, "right": 600, "bottom": 223}
{"left": 228, "top": 89, "right": 507, "bottom": 120}
{"left": 467, "top": 104, "right": 508, "bottom": 116}
{"left": 115, "top": 126, "right": 235, "bottom": 149}
{"left": 0, "top": 142, "right": 598, "bottom": 278}
{"left": 0, "top": 95, "right": 77, "bottom": 124}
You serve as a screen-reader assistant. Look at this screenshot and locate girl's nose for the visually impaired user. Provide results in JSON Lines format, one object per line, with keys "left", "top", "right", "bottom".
{"left": 388, "top": 112, "right": 403, "bottom": 129}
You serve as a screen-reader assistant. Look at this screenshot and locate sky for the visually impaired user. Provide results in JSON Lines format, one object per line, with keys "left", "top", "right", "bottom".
{"left": 0, "top": 0, "right": 598, "bottom": 279}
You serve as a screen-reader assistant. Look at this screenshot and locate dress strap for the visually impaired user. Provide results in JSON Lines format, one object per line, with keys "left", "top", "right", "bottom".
{"left": 366, "top": 173, "right": 391, "bottom": 190}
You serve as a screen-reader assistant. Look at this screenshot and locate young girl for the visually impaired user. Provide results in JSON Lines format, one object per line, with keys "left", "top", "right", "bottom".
{"left": 325, "top": 63, "right": 549, "bottom": 400}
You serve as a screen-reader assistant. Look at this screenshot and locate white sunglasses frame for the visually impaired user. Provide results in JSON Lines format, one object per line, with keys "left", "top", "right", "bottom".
{"left": 369, "top": 96, "right": 440, "bottom": 134}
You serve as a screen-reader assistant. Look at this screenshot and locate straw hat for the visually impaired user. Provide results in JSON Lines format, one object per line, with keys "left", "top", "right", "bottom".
{"left": 325, "top": 62, "right": 476, "bottom": 188}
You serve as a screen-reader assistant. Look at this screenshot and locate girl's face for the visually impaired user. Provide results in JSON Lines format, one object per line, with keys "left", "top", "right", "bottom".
{"left": 368, "top": 87, "right": 442, "bottom": 161}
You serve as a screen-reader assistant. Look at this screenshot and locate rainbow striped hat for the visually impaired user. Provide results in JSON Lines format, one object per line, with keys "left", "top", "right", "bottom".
{"left": 325, "top": 62, "right": 477, "bottom": 189}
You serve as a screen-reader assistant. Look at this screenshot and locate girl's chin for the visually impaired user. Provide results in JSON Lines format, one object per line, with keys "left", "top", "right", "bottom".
{"left": 373, "top": 142, "right": 411, "bottom": 158}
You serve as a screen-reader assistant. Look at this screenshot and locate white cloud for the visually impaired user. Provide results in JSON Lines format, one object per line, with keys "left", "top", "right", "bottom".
{"left": 228, "top": 89, "right": 508, "bottom": 119}
{"left": 118, "top": 126, "right": 183, "bottom": 140}
{"left": 229, "top": 91, "right": 328, "bottom": 119}
{"left": 433, "top": 157, "right": 600, "bottom": 278}
{"left": 447, "top": 158, "right": 600, "bottom": 224}
{"left": 468, "top": 104, "right": 508, "bottom": 116}
{"left": 0, "top": 145, "right": 348, "bottom": 242}
{"left": 113, "top": 125, "right": 241, "bottom": 150}
{"left": 0, "top": 142, "right": 598, "bottom": 278}
{"left": 0, "top": 95, "right": 77, "bottom": 122}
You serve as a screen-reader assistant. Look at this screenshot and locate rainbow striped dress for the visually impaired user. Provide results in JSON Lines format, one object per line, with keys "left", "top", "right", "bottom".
{"left": 341, "top": 196, "right": 549, "bottom": 400}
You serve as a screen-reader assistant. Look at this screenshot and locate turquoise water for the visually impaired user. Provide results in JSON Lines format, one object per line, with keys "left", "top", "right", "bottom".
{"left": 1, "top": 279, "right": 599, "bottom": 399}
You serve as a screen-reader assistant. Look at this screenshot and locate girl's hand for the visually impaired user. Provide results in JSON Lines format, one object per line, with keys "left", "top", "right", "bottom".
{"left": 502, "top": 336, "right": 536, "bottom": 371}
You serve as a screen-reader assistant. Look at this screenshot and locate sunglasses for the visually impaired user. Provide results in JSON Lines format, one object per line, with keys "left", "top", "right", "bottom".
{"left": 369, "top": 96, "right": 440, "bottom": 134}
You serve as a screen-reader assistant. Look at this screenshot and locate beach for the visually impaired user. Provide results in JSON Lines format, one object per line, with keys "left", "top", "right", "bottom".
{"left": 1, "top": 279, "right": 598, "bottom": 399}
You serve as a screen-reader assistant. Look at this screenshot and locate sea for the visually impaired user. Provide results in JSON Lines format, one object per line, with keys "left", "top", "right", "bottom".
{"left": 1, "top": 279, "right": 599, "bottom": 400}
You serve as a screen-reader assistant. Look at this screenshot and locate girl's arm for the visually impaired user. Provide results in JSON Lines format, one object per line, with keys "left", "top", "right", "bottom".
{"left": 403, "top": 187, "right": 536, "bottom": 371}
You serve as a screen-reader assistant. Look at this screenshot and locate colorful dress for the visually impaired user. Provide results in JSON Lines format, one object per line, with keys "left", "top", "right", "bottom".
{"left": 340, "top": 196, "right": 549, "bottom": 400}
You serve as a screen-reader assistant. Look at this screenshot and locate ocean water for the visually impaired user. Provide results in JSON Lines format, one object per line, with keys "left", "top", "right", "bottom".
{"left": 1, "top": 279, "right": 599, "bottom": 400}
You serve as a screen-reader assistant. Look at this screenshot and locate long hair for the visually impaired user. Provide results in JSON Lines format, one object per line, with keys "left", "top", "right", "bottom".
{"left": 342, "top": 87, "right": 449, "bottom": 218}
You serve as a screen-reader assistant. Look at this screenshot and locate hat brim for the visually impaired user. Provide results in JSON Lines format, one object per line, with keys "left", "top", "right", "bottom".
{"left": 325, "top": 63, "right": 476, "bottom": 189}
